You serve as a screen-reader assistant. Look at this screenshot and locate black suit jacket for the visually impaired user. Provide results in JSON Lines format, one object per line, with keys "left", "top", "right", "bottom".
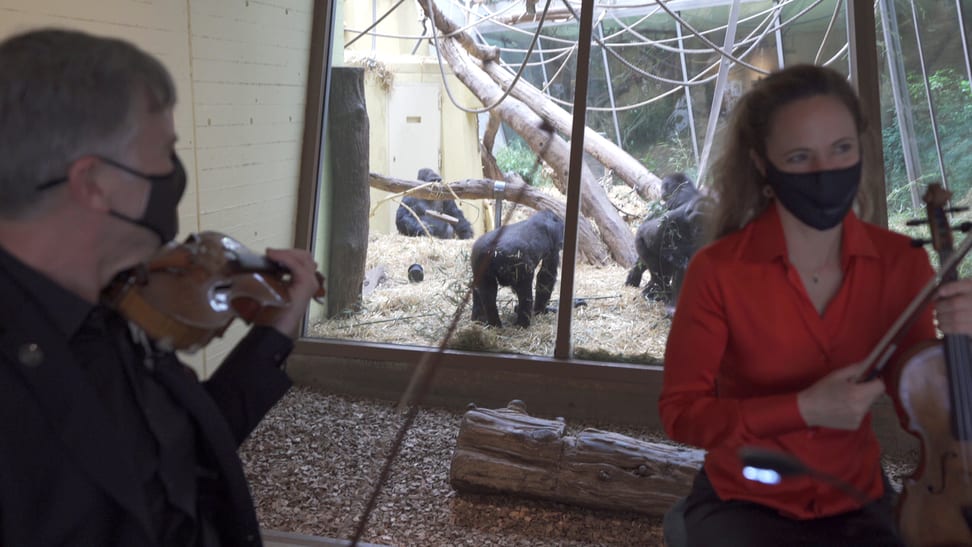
{"left": 0, "top": 268, "right": 292, "bottom": 546}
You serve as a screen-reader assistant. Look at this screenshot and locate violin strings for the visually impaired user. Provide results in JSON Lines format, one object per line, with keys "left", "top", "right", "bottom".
{"left": 955, "top": 334, "right": 972, "bottom": 479}
{"left": 952, "top": 334, "right": 972, "bottom": 481}
{"left": 942, "top": 239, "right": 971, "bottom": 478}
{"left": 937, "top": 218, "right": 971, "bottom": 478}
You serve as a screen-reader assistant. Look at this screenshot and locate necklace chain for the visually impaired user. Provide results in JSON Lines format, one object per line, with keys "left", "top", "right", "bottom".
{"left": 791, "top": 238, "right": 841, "bottom": 285}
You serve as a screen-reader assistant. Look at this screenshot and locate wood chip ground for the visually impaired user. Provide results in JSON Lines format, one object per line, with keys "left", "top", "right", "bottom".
{"left": 241, "top": 386, "right": 667, "bottom": 546}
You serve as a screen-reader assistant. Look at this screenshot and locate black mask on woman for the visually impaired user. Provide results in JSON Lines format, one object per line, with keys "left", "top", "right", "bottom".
{"left": 764, "top": 160, "right": 861, "bottom": 230}
{"left": 37, "top": 153, "right": 187, "bottom": 244}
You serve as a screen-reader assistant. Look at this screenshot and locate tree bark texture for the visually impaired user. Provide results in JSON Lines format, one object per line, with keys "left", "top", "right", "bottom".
{"left": 326, "top": 67, "right": 370, "bottom": 318}
{"left": 419, "top": 0, "right": 664, "bottom": 202}
{"left": 370, "top": 172, "right": 608, "bottom": 263}
{"left": 450, "top": 400, "right": 704, "bottom": 516}
{"left": 435, "top": 36, "right": 635, "bottom": 267}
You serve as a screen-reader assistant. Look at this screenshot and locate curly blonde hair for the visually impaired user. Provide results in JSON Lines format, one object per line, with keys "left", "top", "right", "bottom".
{"left": 703, "top": 64, "right": 867, "bottom": 242}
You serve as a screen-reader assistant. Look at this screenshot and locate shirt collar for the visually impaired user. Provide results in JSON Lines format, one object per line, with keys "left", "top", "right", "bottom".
{"left": 0, "top": 244, "right": 93, "bottom": 338}
{"left": 739, "top": 204, "right": 879, "bottom": 263}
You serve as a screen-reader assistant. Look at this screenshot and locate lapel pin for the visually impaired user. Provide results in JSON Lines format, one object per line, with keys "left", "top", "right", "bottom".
{"left": 18, "top": 343, "right": 43, "bottom": 367}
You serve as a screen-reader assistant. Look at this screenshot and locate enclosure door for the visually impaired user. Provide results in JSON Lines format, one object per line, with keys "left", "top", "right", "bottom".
{"left": 389, "top": 83, "right": 441, "bottom": 178}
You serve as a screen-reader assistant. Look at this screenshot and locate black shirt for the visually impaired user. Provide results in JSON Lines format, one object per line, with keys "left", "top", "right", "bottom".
{"left": 0, "top": 248, "right": 203, "bottom": 546}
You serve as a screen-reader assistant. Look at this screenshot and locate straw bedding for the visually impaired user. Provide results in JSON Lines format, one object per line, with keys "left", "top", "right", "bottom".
{"left": 311, "top": 186, "right": 670, "bottom": 363}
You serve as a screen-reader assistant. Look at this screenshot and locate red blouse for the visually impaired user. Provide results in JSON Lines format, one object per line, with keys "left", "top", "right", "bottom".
{"left": 659, "top": 205, "right": 936, "bottom": 519}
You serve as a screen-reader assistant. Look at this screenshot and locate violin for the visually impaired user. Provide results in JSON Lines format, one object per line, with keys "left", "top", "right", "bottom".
{"left": 881, "top": 184, "right": 972, "bottom": 546}
{"left": 102, "top": 231, "right": 326, "bottom": 352}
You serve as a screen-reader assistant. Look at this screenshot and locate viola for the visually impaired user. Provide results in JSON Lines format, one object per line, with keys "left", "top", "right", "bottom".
{"left": 102, "top": 231, "right": 326, "bottom": 352}
{"left": 881, "top": 183, "right": 972, "bottom": 546}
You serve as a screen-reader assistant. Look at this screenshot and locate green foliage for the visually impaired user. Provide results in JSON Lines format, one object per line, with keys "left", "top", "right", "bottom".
{"left": 641, "top": 134, "right": 698, "bottom": 182}
{"left": 883, "top": 68, "right": 972, "bottom": 213}
{"left": 495, "top": 138, "right": 554, "bottom": 187}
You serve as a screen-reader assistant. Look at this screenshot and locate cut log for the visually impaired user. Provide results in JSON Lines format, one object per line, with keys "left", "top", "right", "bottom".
{"left": 449, "top": 400, "right": 704, "bottom": 516}
{"left": 433, "top": 36, "right": 635, "bottom": 266}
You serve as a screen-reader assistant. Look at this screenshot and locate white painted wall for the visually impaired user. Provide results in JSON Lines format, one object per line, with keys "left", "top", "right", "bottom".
{"left": 0, "top": 0, "right": 315, "bottom": 377}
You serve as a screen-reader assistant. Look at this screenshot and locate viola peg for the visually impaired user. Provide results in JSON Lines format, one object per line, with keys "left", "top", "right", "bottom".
{"left": 954, "top": 221, "right": 972, "bottom": 233}
{"left": 905, "top": 218, "right": 926, "bottom": 226}
{"left": 910, "top": 237, "right": 933, "bottom": 248}
{"left": 945, "top": 206, "right": 969, "bottom": 214}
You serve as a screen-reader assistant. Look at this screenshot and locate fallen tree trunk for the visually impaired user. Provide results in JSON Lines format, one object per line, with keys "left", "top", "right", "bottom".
{"left": 484, "top": 62, "right": 663, "bottom": 201}
{"left": 450, "top": 400, "right": 704, "bottom": 516}
{"left": 369, "top": 172, "right": 608, "bottom": 264}
{"left": 420, "top": 0, "right": 664, "bottom": 201}
{"left": 435, "top": 36, "right": 635, "bottom": 266}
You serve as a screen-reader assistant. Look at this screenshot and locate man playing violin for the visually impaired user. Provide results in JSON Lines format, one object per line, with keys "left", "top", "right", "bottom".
{"left": 0, "top": 29, "right": 320, "bottom": 546}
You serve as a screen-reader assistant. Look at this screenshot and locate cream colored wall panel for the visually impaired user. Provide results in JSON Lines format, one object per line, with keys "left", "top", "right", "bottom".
{"left": 196, "top": 122, "right": 301, "bottom": 148}
{"left": 195, "top": 104, "right": 304, "bottom": 132}
{"left": 200, "top": 198, "right": 295, "bottom": 244}
{"left": 189, "top": 9, "right": 309, "bottom": 50}
{"left": 189, "top": 34, "right": 301, "bottom": 67}
{"left": 388, "top": 83, "right": 440, "bottom": 179}
{"left": 196, "top": 140, "right": 298, "bottom": 168}
{"left": 185, "top": 0, "right": 312, "bottom": 247}
{"left": 192, "top": 0, "right": 311, "bottom": 31}
{"left": 0, "top": 7, "right": 189, "bottom": 72}
{"left": 192, "top": 80, "right": 307, "bottom": 108}
{"left": 176, "top": 154, "right": 201, "bottom": 236}
{"left": 199, "top": 181, "right": 294, "bottom": 217}
{"left": 191, "top": 57, "right": 306, "bottom": 86}
{"left": 0, "top": 1, "right": 184, "bottom": 26}
{"left": 198, "top": 165, "right": 299, "bottom": 198}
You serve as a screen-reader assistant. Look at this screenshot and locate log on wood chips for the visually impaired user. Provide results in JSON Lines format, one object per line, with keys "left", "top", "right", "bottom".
{"left": 449, "top": 400, "right": 704, "bottom": 516}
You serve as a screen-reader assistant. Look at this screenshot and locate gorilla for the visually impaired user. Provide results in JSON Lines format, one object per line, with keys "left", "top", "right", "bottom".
{"left": 471, "top": 210, "right": 564, "bottom": 328}
{"left": 395, "top": 168, "right": 474, "bottom": 240}
{"left": 625, "top": 173, "right": 711, "bottom": 306}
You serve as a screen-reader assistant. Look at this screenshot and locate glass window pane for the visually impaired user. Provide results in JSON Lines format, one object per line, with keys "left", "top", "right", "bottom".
{"left": 303, "top": 0, "right": 971, "bottom": 367}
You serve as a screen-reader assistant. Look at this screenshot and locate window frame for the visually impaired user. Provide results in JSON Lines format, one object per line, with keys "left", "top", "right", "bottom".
{"left": 289, "top": 0, "right": 900, "bottom": 445}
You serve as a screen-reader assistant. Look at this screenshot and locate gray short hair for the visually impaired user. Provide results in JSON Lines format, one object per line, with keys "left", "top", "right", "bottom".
{"left": 0, "top": 28, "right": 176, "bottom": 216}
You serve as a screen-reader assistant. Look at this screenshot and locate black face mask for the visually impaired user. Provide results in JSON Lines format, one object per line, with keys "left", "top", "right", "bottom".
{"left": 764, "top": 160, "right": 861, "bottom": 230}
{"left": 38, "top": 153, "right": 187, "bottom": 244}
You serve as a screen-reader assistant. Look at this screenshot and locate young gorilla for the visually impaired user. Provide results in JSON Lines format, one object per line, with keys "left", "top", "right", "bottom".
{"left": 625, "top": 173, "right": 711, "bottom": 306}
{"left": 470, "top": 209, "right": 564, "bottom": 328}
{"left": 395, "top": 168, "right": 474, "bottom": 239}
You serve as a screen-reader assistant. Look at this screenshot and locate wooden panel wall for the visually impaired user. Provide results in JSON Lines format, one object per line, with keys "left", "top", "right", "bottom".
{"left": 188, "top": 0, "right": 314, "bottom": 370}
{"left": 0, "top": 0, "right": 315, "bottom": 376}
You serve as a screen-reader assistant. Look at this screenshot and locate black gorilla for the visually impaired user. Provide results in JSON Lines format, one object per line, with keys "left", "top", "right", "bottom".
{"left": 471, "top": 210, "right": 564, "bottom": 328}
{"left": 625, "top": 173, "right": 711, "bottom": 306}
{"left": 395, "top": 168, "right": 474, "bottom": 240}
